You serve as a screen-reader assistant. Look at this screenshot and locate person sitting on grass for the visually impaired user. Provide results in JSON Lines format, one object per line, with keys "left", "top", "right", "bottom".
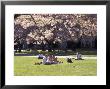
{"left": 46, "top": 55, "right": 59, "bottom": 64}
{"left": 66, "top": 57, "right": 73, "bottom": 63}
{"left": 76, "top": 52, "right": 83, "bottom": 60}
{"left": 38, "top": 54, "right": 44, "bottom": 59}
{"left": 42, "top": 54, "right": 51, "bottom": 65}
{"left": 52, "top": 55, "right": 63, "bottom": 64}
{"left": 46, "top": 55, "right": 53, "bottom": 64}
{"left": 51, "top": 55, "right": 58, "bottom": 64}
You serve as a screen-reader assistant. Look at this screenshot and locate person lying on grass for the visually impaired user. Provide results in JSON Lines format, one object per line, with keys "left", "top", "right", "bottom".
{"left": 34, "top": 54, "right": 48, "bottom": 65}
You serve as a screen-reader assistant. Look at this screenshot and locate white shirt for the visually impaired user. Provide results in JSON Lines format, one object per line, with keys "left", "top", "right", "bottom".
{"left": 77, "top": 54, "right": 82, "bottom": 59}
{"left": 42, "top": 56, "right": 47, "bottom": 64}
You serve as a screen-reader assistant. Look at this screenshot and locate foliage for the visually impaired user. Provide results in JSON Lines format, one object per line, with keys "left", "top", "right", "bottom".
{"left": 14, "top": 14, "right": 97, "bottom": 49}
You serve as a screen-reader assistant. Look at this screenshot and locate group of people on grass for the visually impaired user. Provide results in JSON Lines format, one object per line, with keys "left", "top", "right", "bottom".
{"left": 35, "top": 52, "right": 83, "bottom": 65}
{"left": 35, "top": 54, "right": 63, "bottom": 65}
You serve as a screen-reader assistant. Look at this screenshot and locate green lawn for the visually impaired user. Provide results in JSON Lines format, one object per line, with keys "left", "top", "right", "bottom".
{"left": 14, "top": 56, "right": 97, "bottom": 76}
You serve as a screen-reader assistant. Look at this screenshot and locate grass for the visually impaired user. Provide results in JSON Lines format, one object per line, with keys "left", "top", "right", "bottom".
{"left": 14, "top": 56, "right": 97, "bottom": 76}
